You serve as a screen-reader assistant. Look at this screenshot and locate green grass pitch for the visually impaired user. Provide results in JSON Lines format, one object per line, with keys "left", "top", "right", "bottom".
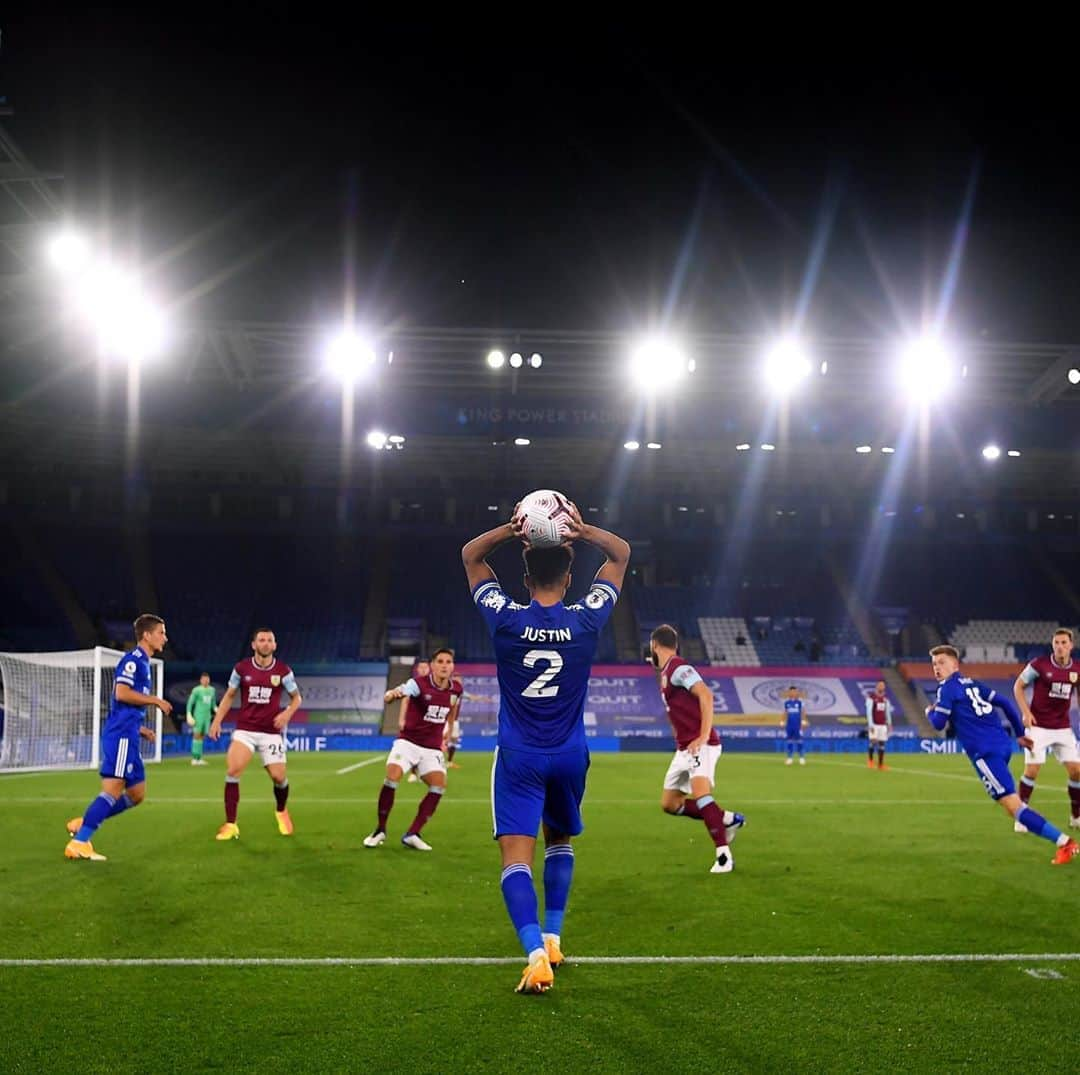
{"left": 1, "top": 751, "right": 1077, "bottom": 1073}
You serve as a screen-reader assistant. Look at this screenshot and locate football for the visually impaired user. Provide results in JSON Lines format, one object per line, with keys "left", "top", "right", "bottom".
{"left": 516, "top": 489, "right": 575, "bottom": 547}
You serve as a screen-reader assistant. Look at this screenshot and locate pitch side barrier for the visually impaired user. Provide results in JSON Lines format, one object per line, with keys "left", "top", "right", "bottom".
{"left": 158, "top": 661, "right": 995, "bottom": 755}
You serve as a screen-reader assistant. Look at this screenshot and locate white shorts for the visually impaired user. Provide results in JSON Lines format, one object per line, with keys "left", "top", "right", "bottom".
{"left": 868, "top": 724, "right": 890, "bottom": 744}
{"left": 232, "top": 729, "right": 287, "bottom": 767}
{"left": 663, "top": 743, "right": 723, "bottom": 794}
{"left": 1023, "top": 725, "right": 1080, "bottom": 766}
{"left": 389, "top": 737, "right": 446, "bottom": 778}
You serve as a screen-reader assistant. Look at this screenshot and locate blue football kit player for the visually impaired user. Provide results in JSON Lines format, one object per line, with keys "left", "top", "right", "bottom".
{"left": 926, "top": 646, "right": 1078, "bottom": 865}
{"left": 783, "top": 686, "right": 807, "bottom": 765}
{"left": 65, "top": 614, "right": 173, "bottom": 861}
{"left": 463, "top": 501, "right": 630, "bottom": 993}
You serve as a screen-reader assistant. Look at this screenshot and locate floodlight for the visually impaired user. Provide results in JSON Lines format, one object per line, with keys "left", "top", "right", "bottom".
{"left": 1007, "top": 450, "right": 1021, "bottom": 458}
{"left": 762, "top": 338, "right": 812, "bottom": 394}
{"left": 735, "top": 443, "right": 750, "bottom": 451}
{"left": 47, "top": 231, "right": 91, "bottom": 274}
{"left": 388, "top": 435, "right": 405, "bottom": 445}
{"left": 77, "top": 265, "right": 165, "bottom": 361}
{"left": 881, "top": 446, "right": 896, "bottom": 454}
{"left": 325, "top": 330, "right": 376, "bottom": 383}
{"left": 629, "top": 337, "right": 690, "bottom": 390}
{"left": 646, "top": 442, "right": 662, "bottom": 450}
{"left": 855, "top": 445, "right": 872, "bottom": 454}
{"left": 366, "top": 430, "right": 388, "bottom": 449}
{"left": 509, "top": 352, "right": 523, "bottom": 369}
{"left": 623, "top": 440, "right": 640, "bottom": 451}
{"left": 514, "top": 437, "right": 530, "bottom": 446}
{"left": 981, "top": 444, "right": 1001, "bottom": 461}
{"left": 487, "top": 350, "right": 506, "bottom": 369}
{"left": 897, "top": 337, "right": 955, "bottom": 400}
{"left": 529, "top": 352, "right": 543, "bottom": 369}
{"left": 1069, "top": 368, "right": 1080, "bottom": 385}
{"left": 760, "top": 443, "right": 776, "bottom": 452}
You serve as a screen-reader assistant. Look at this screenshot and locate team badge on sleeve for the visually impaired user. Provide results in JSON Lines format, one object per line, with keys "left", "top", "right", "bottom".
{"left": 481, "top": 589, "right": 507, "bottom": 612}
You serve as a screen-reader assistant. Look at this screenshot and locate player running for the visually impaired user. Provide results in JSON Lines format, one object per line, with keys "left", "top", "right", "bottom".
{"left": 1012, "top": 627, "right": 1080, "bottom": 833}
{"left": 64, "top": 614, "right": 173, "bottom": 861}
{"left": 783, "top": 686, "right": 808, "bottom": 765}
{"left": 926, "top": 645, "right": 1078, "bottom": 864}
{"left": 649, "top": 624, "right": 745, "bottom": 873}
{"left": 363, "top": 648, "right": 462, "bottom": 851}
{"left": 463, "top": 501, "right": 629, "bottom": 994}
{"left": 208, "top": 628, "right": 302, "bottom": 840}
{"left": 865, "top": 680, "right": 893, "bottom": 770}
{"left": 186, "top": 672, "right": 216, "bottom": 766}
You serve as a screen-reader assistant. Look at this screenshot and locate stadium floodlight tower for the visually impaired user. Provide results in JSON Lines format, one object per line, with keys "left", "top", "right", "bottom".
{"left": 325, "top": 329, "right": 377, "bottom": 385}
{"left": 762, "top": 338, "right": 812, "bottom": 395}
{"left": 629, "top": 336, "right": 691, "bottom": 391}
{"left": 46, "top": 229, "right": 91, "bottom": 275}
{"left": 897, "top": 335, "right": 955, "bottom": 403}
{"left": 77, "top": 265, "right": 166, "bottom": 362}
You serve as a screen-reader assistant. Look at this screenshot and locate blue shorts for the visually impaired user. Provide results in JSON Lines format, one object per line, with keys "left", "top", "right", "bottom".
{"left": 785, "top": 724, "right": 802, "bottom": 741}
{"left": 491, "top": 746, "right": 589, "bottom": 839}
{"left": 99, "top": 731, "right": 145, "bottom": 786}
{"left": 969, "top": 751, "right": 1016, "bottom": 801}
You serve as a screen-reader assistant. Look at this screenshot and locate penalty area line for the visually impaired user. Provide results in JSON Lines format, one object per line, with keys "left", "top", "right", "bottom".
{"left": 2, "top": 953, "right": 1079, "bottom": 969}
{"left": 335, "top": 757, "right": 385, "bottom": 776}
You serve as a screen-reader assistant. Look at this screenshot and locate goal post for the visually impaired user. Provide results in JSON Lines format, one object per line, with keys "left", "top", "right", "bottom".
{"left": 0, "top": 647, "right": 164, "bottom": 773}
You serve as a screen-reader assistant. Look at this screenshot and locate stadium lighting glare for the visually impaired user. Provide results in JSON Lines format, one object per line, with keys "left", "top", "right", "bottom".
{"left": 623, "top": 440, "right": 640, "bottom": 451}
{"left": 677, "top": 505, "right": 688, "bottom": 512}
{"left": 47, "top": 230, "right": 91, "bottom": 274}
{"left": 760, "top": 443, "right": 776, "bottom": 452}
{"left": 646, "top": 442, "right": 662, "bottom": 450}
{"left": 881, "top": 446, "right": 896, "bottom": 454}
{"left": 687, "top": 358, "right": 697, "bottom": 373}
{"left": 77, "top": 265, "right": 165, "bottom": 361}
{"left": 388, "top": 434, "right": 406, "bottom": 445}
{"left": 981, "top": 444, "right": 1001, "bottom": 461}
{"left": 324, "top": 330, "right": 376, "bottom": 383}
{"left": 514, "top": 437, "right": 530, "bottom": 446}
{"left": 529, "top": 352, "right": 543, "bottom": 368}
{"left": 1069, "top": 368, "right": 1080, "bottom": 385}
{"left": 735, "top": 443, "right": 750, "bottom": 451}
{"left": 897, "top": 336, "right": 955, "bottom": 401}
{"left": 365, "top": 430, "right": 388, "bottom": 450}
{"left": 1007, "top": 449, "right": 1021, "bottom": 457}
{"left": 487, "top": 350, "right": 506, "bottom": 369}
{"left": 762, "top": 338, "right": 812, "bottom": 394}
{"left": 820, "top": 360, "right": 828, "bottom": 376}
{"left": 629, "top": 337, "right": 690, "bottom": 391}
{"left": 855, "top": 445, "right": 872, "bottom": 454}
{"left": 509, "top": 352, "right": 524, "bottom": 369}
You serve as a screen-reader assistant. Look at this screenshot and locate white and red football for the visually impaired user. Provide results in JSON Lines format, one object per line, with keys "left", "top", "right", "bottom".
{"left": 516, "top": 489, "right": 575, "bottom": 548}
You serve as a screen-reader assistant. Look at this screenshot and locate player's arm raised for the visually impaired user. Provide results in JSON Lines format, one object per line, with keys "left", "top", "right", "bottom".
{"left": 685, "top": 680, "right": 714, "bottom": 755}
{"left": 115, "top": 681, "right": 172, "bottom": 717}
{"left": 461, "top": 516, "right": 525, "bottom": 591}
{"left": 562, "top": 503, "right": 631, "bottom": 590}
{"left": 209, "top": 685, "right": 237, "bottom": 741}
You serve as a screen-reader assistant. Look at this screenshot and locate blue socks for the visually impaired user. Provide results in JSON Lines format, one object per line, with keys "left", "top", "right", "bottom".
{"left": 1017, "top": 806, "right": 1065, "bottom": 845}
{"left": 543, "top": 844, "right": 574, "bottom": 938}
{"left": 501, "top": 864, "right": 543, "bottom": 956}
{"left": 76, "top": 792, "right": 136, "bottom": 841}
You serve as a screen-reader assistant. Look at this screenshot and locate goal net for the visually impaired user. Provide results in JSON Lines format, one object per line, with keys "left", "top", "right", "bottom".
{"left": 0, "top": 647, "right": 164, "bottom": 773}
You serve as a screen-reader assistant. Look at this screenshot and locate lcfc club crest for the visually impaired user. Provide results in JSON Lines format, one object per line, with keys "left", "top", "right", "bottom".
{"left": 271, "top": 675, "right": 281, "bottom": 687}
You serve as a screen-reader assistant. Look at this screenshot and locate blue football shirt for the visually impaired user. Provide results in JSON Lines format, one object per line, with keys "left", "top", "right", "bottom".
{"left": 472, "top": 577, "right": 619, "bottom": 751}
{"left": 108, "top": 646, "right": 153, "bottom": 737}
{"left": 784, "top": 698, "right": 804, "bottom": 733}
{"left": 928, "top": 671, "right": 1024, "bottom": 757}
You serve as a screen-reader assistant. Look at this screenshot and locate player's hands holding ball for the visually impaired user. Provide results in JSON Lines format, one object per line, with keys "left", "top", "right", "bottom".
{"left": 513, "top": 489, "right": 580, "bottom": 547}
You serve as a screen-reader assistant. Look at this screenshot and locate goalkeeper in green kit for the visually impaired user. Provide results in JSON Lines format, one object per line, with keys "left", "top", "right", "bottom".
{"left": 186, "top": 673, "right": 216, "bottom": 766}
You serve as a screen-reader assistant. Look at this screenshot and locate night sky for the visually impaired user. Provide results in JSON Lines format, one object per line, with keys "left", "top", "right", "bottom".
{"left": 4, "top": 15, "right": 1079, "bottom": 339}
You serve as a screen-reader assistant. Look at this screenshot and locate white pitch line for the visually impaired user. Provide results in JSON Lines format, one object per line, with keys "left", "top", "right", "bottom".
{"left": 335, "top": 757, "right": 385, "bottom": 776}
{"left": 0, "top": 952, "right": 1077, "bottom": 968}
{"left": 813, "top": 759, "right": 976, "bottom": 783}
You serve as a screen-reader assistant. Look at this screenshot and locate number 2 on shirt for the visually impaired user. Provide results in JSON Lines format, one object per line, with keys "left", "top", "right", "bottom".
{"left": 521, "top": 649, "right": 563, "bottom": 698}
